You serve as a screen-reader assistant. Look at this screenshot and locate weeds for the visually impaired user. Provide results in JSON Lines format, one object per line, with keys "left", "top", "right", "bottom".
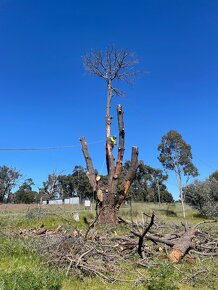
{"left": 147, "top": 262, "right": 179, "bottom": 290}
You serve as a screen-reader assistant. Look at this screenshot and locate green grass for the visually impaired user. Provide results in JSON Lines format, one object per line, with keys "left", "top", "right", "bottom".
{"left": 0, "top": 202, "right": 217, "bottom": 290}
{"left": 0, "top": 235, "right": 63, "bottom": 290}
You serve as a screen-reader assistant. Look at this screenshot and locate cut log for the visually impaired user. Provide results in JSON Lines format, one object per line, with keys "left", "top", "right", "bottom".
{"left": 168, "top": 228, "right": 198, "bottom": 262}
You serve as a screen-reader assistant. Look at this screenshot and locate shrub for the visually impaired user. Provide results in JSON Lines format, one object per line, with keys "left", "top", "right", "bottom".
{"left": 147, "top": 262, "right": 179, "bottom": 290}
{"left": 185, "top": 178, "right": 218, "bottom": 218}
{"left": 0, "top": 269, "right": 62, "bottom": 290}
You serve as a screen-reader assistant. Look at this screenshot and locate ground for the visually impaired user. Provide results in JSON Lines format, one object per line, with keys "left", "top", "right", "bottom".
{"left": 0, "top": 202, "right": 217, "bottom": 290}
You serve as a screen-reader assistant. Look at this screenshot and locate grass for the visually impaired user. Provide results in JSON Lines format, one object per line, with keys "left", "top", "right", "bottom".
{"left": 0, "top": 235, "right": 63, "bottom": 290}
{"left": 0, "top": 202, "right": 217, "bottom": 289}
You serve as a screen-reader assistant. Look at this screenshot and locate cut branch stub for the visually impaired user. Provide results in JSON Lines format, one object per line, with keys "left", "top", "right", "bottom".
{"left": 110, "top": 104, "right": 125, "bottom": 195}
{"left": 80, "top": 137, "right": 97, "bottom": 192}
{"left": 114, "top": 104, "right": 125, "bottom": 178}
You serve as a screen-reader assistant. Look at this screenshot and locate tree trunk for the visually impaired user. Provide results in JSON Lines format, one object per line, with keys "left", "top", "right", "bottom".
{"left": 168, "top": 227, "right": 198, "bottom": 262}
{"left": 80, "top": 104, "right": 138, "bottom": 224}
{"left": 98, "top": 204, "right": 117, "bottom": 225}
{"left": 178, "top": 172, "right": 186, "bottom": 218}
{"left": 81, "top": 88, "right": 138, "bottom": 224}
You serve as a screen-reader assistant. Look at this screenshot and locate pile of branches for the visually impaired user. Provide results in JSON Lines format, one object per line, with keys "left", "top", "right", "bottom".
{"left": 122, "top": 213, "right": 218, "bottom": 263}
{"left": 18, "top": 214, "right": 218, "bottom": 282}
{"left": 26, "top": 227, "right": 145, "bottom": 283}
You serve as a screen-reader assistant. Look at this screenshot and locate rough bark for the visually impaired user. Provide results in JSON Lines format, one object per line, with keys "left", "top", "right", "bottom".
{"left": 98, "top": 204, "right": 117, "bottom": 224}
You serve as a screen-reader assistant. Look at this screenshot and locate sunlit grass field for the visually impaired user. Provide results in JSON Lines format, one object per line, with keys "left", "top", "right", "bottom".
{"left": 0, "top": 202, "right": 217, "bottom": 290}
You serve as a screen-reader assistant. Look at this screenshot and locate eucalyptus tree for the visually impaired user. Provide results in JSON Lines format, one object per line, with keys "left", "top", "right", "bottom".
{"left": 14, "top": 178, "right": 38, "bottom": 204}
{"left": 0, "top": 165, "right": 21, "bottom": 202}
{"left": 58, "top": 166, "right": 93, "bottom": 201}
{"left": 158, "top": 130, "right": 198, "bottom": 217}
{"left": 40, "top": 173, "right": 61, "bottom": 200}
{"left": 122, "top": 161, "right": 173, "bottom": 202}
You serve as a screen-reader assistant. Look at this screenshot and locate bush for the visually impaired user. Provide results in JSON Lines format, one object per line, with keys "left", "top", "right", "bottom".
{"left": 0, "top": 269, "right": 62, "bottom": 290}
{"left": 185, "top": 178, "right": 218, "bottom": 218}
{"left": 147, "top": 262, "right": 179, "bottom": 290}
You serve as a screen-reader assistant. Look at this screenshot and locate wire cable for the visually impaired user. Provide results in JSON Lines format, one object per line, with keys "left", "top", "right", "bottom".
{"left": 0, "top": 139, "right": 105, "bottom": 151}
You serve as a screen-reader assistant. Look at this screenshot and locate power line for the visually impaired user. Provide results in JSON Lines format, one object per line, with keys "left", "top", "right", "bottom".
{"left": 0, "top": 139, "right": 105, "bottom": 151}
{"left": 193, "top": 155, "right": 216, "bottom": 172}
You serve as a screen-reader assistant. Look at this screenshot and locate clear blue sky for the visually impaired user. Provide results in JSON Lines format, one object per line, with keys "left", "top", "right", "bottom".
{"left": 0, "top": 0, "right": 217, "bottom": 198}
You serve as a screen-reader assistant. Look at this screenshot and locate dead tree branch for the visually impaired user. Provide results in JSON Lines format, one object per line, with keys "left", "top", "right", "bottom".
{"left": 135, "top": 212, "right": 155, "bottom": 259}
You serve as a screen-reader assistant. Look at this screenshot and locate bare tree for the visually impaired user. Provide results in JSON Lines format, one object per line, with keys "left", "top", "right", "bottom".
{"left": 81, "top": 46, "right": 139, "bottom": 224}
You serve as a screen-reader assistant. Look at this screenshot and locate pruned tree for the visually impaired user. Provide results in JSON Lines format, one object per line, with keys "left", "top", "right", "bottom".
{"left": 81, "top": 46, "right": 139, "bottom": 224}
{"left": 158, "top": 130, "right": 198, "bottom": 218}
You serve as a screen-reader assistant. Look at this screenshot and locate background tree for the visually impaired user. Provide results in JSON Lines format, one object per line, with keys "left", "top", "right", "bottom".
{"left": 81, "top": 46, "right": 139, "bottom": 224}
{"left": 121, "top": 161, "right": 173, "bottom": 203}
{"left": 58, "top": 166, "right": 93, "bottom": 201}
{"left": 158, "top": 130, "right": 198, "bottom": 217}
{"left": 185, "top": 178, "right": 218, "bottom": 217}
{"left": 39, "top": 173, "right": 61, "bottom": 200}
{"left": 0, "top": 166, "right": 21, "bottom": 202}
{"left": 14, "top": 178, "right": 38, "bottom": 204}
{"left": 209, "top": 170, "right": 218, "bottom": 181}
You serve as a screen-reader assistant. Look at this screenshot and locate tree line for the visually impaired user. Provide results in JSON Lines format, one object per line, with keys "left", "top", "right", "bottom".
{"left": 0, "top": 161, "right": 173, "bottom": 204}
{"left": 0, "top": 133, "right": 217, "bottom": 218}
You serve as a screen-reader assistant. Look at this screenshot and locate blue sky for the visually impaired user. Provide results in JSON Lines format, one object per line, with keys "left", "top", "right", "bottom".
{"left": 0, "top": 0, "right": 217, "bottom": 198}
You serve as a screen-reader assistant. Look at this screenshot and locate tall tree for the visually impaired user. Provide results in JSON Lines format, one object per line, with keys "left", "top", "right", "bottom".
{"left": 0, "top": 166, "right": 21, "bottom": 202}
{"left": 158, "top": 130, "right": 198, "bottom": 217}
{"left": 81, "top": 46, "right": 139, "bottom": 224}
{"left": 40, "top": 173, "right": 61, "bottom": 200}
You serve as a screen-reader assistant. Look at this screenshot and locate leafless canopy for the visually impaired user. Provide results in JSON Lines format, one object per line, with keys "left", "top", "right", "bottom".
{"left": 83, "top": 45, "right": 138, "bottom": 96}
